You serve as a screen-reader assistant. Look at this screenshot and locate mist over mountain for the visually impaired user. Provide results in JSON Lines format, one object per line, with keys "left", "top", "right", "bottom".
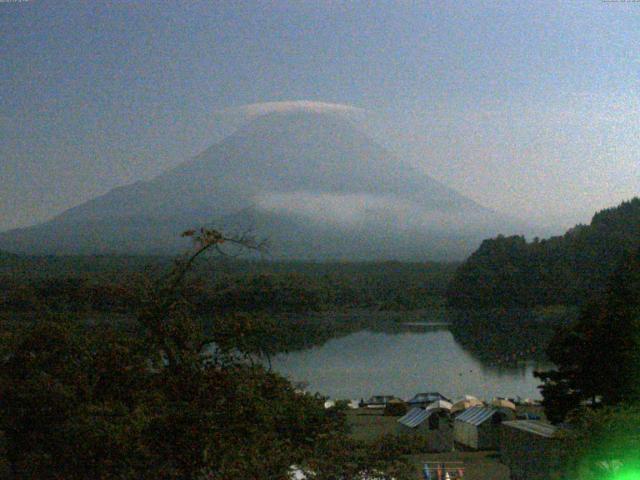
{"left": 0, "top": 109, "right": 522, "bottom": 260}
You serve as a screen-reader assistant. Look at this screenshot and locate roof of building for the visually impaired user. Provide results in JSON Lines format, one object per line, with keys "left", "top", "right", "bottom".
{"left": 491, "top": 398, "right": 517, "bottom": 411}
{"left": 451, "top": 398, "right": 484, "bottom": 413}
{"left": 367, "top": 395, "right": 396, "bottom": 403}
{"left": 455, "top": 406, "right": 497, "bottom": 426}
{"left": 460, "top": 395, "right": 480, "bottom": 401}
{"left": 426, "top": 400, "right": 453, "bottom": 411}
{"left": 502, "top": 420, "right": 558, "bottom": 438}
{"left": 408, "top": 392, "right": 450, "bottom": 403}
{"left": 398, "top": 407, "right": 434, "bottom": 428}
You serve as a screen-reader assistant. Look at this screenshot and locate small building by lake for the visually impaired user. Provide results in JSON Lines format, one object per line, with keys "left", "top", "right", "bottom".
{"left": 397, "top": 407, "right": 453, "bottom": 452}
{"left": 453, "top": 406, "right": 516, "bottom": 450}
{"left": 499, "top": 420, "right": 562, "bottom": 480}
{"left": 363, "top": 395, "right": 397, "bottom": 408}
{"left": 407, "top": 392, "right": 451, "bottom": 408}
{"left": 451, "top": 397, "right": 483, "bottom": 415}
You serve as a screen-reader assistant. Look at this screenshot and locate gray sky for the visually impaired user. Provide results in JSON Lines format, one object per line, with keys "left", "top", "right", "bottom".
{"left": 1, "top": 0, "right": 639, "bottom": 233}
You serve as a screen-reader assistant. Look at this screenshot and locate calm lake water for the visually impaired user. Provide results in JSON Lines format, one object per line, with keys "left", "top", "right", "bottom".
{"left": 271, "top": 324, "right": 551, "bottom": 401}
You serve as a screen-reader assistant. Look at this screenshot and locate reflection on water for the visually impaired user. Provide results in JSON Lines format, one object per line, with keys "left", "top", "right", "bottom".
{"left": 271, "top": 326, "right": 551, "bottom": 401}
{"left": 446, "top": 308, "right": 574, "bottom": 366}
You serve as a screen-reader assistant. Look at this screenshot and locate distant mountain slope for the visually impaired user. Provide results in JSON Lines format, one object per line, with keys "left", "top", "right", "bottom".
{"left": 0, "top": 110, "right": 517, "bottom": 260}
{"left": 446, "top": 198, "right": 640, "bottom": 308}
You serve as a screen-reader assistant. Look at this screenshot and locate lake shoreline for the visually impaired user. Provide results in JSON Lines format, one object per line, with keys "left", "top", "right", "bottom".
{"left": 270, "top": 311, "right": 554, "bottom": 401}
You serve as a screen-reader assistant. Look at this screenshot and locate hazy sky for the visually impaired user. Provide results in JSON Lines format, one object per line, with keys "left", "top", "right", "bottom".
{"left": 2, "top": 0, "right": 639, "bottom": 233}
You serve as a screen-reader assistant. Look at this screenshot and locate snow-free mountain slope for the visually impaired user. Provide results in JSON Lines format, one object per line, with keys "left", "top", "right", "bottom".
{"left": 0, "top": 110, "right": 518, "bottom": 260}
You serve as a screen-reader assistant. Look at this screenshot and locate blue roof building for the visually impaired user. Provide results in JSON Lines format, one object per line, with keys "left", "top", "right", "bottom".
{"left": 453, "top": 406, "right": 515, "bottom": 450}
{"left": 407, "top": 392, "right": 451, "bottom": 407}
{"left": 397, "top": 407, "right": 453, "bottom": 452}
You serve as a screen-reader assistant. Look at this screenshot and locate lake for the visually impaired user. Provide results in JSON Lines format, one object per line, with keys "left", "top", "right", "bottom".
{"left": 271, "top": 323, "right": 551, "bottom": 401}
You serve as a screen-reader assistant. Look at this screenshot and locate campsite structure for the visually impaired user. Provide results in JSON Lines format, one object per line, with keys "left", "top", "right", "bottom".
{"left": 451, "top": 397, "right": 483, "bottom": 414}
{"left": 425, "top": 400, "right": 453, "bottom": 413}
{"left": 397, "top": 407, "right": 453, "bottom": 452}
{"left": 407, "top": 392, "right": 451, "bottom": 408}
{"left": 499, "top": 420, "right": 561, "bottom": 480}
{"left": 363, "top": 395, "right": 397, "bottom": 408}
{"left": 490, "top": 398, "right": 517, "bottom": 411}
{"left": 453, "top": 406, "right": 516, "bottom": 450}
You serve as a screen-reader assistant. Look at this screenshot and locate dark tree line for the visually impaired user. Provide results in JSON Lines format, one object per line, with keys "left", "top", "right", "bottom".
{"left": 447, "top": 198, "right": 640, "bottom": 309}
{"left": 0, "top": 260, "right": 455, "bottom": 315}
{"left": 536, "top": 246, "right": 640, "bottom": 423}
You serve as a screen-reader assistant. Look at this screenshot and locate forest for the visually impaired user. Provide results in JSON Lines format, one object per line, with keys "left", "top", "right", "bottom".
{"left": 0, "top": 255, "right": 455, "bottom": 313}
{"left": 446, "top": 198, "right": 640, "bottom": 309}
{"left": 0, "top": 254, "right": 456, "bottom": 360}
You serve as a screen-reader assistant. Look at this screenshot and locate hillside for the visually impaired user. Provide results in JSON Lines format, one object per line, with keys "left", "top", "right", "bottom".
{"left": 0, "top": 110, "right": 518, "bottom": 261}
{"left": 446, "top": 198, "right": 640, "bottom": 308}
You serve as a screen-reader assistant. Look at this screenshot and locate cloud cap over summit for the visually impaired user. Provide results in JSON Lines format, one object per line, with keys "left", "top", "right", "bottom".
{"left": 218, "top": 100, "right": 366, "bottom": 118}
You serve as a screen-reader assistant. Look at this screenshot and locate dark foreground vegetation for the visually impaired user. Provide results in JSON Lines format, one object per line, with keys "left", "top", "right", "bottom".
{"left": 536, "top": 246, "right": 640, "bottom": 420}
{"left": 517, "top": 245, "right": 640, "bottom": 479}
{"left": 0, "top": 230, "right": 414, "bottom": 479}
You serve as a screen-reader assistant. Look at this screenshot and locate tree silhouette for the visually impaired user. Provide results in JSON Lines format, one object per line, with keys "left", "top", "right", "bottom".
{"left": 0, "top": 228, "right": 410, "bottom": 479}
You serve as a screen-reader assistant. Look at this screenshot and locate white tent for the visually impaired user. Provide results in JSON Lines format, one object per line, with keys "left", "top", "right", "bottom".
{"left": 461, "top": 394, "right": 480, "bottom": 402}
{"left": 426, "top": 400, "right": 453, "bottom": 412}
{"left": 451, "top": 398, "right": 483, "bottom": 414}
{"left": 491, "top": 398, "right": 516, "bottom": 411}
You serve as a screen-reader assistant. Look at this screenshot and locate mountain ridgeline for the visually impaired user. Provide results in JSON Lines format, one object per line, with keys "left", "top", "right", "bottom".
{"left": 0, "top": 110, "right": 518, "bottom": 261}
{"left": 446, "top": 198, "right": 640, "bottom": 308}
